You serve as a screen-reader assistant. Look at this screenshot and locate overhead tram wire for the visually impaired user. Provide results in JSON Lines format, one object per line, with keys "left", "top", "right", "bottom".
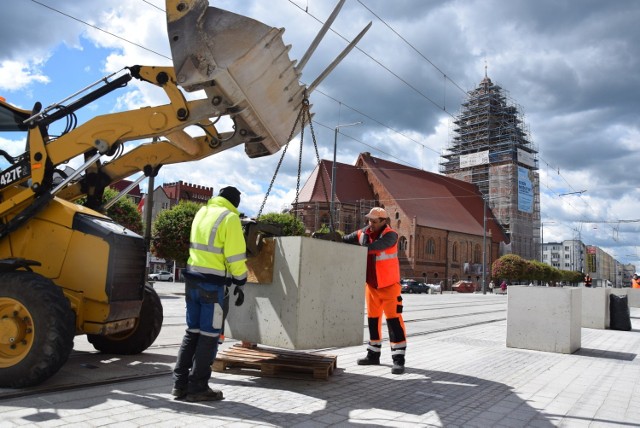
{"left": 34, "top": 0, "right": 439, "bottom": 171}
{"left": 286, "top": 0, "right": 452, "bottom": 116}
{"left": 314, "top": 88, "right": 442, "bottom": 157}
{"left": 35, "top": 0, "right": 598, "bottom": 224}
{"left": 30, "top": 0, "right": 172, "bottom": 61}
{"left": 289, "top": 1, "right": 635, "bottom": 245}
{"left": 356, "top": 0, "right": 468, "bottom": 97}
{"left": 311, "top": 118, "right": 422, "bottom": 170}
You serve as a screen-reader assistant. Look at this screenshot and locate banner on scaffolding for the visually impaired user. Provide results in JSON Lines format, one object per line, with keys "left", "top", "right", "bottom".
{"left": 517, "top": 148, "right": 536, "bottom": 168}
{"left": 517, "top": 166, "right": 534, "bottom": 213}
{"left": 460, "top": 150, "right": 489, "bottom": 168}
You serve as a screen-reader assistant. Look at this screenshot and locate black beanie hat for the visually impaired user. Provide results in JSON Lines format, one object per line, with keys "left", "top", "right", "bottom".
{"left": 218, "top": 186, "right": 241, "bottom": 208}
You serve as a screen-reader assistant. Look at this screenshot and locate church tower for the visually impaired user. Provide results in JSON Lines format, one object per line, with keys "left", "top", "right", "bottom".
{"left": 440, "top": 73, "right": 540, "bottom": 260}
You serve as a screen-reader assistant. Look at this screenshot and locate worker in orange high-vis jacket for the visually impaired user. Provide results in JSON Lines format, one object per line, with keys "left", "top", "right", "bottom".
{"left": 632, "top": 273, "right": 640, "bottom": 289}
{"left": 342, "top": 207, "right": 407, "bottom": 375}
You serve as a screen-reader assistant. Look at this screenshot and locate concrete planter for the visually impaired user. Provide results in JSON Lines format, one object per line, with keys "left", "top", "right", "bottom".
{"left": 224, "top": 237, "right": 367, "bottom": 350}
{"left": 506, "top": 286, "right": 581, "bottom": 354}
{"left": 581, "top": 287, "right": 609, "bottom": 329}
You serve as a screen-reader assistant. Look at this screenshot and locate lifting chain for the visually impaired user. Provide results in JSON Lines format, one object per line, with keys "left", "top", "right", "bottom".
{"left": 257, "top": 97, "right": 309, "bottom": 219}
{"left": 257, "top": 94, "right": 333, "bottom": 230}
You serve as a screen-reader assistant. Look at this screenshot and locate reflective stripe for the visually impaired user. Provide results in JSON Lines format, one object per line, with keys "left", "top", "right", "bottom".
{"left": 233, "top": 272, "right": 247, "bottom": 281}
{"left": 391, "top": 348, "right": 406, "bottom": 356}
{"left": 358, "top": 230, "right": 367, "bottom": 246}
{"left": 187, "top": 264, "right": 226, "bottom": 276}
{"left": 190, "top": 242, "right": 223, "bottom": 253}
{"left": 207, "top": 210, "right": 231, "bottom": 248}
{"left": 377, "top": 251, "right": 397, "bottom": 261}
{"left": 186, "top": 328, "right": 200, "bottom": 334}
{"left": 189, "top": 210, "right": 231, "bottom": 253}
{"left": 200, "top": 330, "right": 220, "bottom": 338}
{"left": 226, "top": 253, "right": 246, "bottom": 263}
{"left": 367, "top": 345, "right": 382, "bottom": 353}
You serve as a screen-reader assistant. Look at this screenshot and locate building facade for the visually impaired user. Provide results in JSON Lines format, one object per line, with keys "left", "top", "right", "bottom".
{"left": 542, "top": 239, "right": 626, "bottom": 287}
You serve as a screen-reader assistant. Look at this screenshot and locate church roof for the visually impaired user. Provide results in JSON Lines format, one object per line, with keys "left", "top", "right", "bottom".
{"left": 357, "top": 153, "right": 508, "bottom": 242}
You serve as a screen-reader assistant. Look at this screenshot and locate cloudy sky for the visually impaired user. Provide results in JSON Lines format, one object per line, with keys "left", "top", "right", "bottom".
{"left": 1, "top": 0, "right": 639, "bottom": 268}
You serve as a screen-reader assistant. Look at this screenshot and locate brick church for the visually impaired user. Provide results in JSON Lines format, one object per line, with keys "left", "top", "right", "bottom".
{"left": 292, "top": 152, "right": 508, "bottom": 289}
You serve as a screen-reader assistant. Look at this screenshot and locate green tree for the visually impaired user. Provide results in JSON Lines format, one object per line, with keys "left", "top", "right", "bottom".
{"left": 257, "top": 212, "right": 305, "bottom": 236}
{"left": 77, "top": 187, "right": 143, "bottom": 234}
{"left": 561, "top": 270, "right": 584, "bottom": 285}
{"left": 151, "top": 201, "right": 202, "bottom": 265}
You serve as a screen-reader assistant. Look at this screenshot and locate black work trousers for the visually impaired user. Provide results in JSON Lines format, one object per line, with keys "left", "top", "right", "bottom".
{"left": 173, "top": 331, "right": 219, "bottom": 394}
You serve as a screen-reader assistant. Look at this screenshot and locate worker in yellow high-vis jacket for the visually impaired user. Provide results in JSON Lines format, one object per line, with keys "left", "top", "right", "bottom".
{"left": 172, "top": 186, "right": 247, "bottom": 402}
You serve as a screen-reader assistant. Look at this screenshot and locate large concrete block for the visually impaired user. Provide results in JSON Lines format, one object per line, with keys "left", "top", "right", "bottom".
{"left": 224, "top": 237, "right": 367, "bottom": 350}
{"left": 507, "top": 286, "right": 581, "bottom": 354}
{"left": 581, "top": 287, "right": 609, "bottom": 329}
{"left": 610, "top": 288, "right": 640, "bottom": 308}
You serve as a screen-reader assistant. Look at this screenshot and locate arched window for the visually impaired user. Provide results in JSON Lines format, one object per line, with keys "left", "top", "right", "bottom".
{"left": 399, "top": 236, "right": 408, "bottom": 252}
{"left": 452, "top": 242, "right": 458, "bottom": 262}
{"left": 473, "top": 243, "right": 482, "bottom": 264}
{"left": 426, "top": 238, "right": 436, "bottom": 258}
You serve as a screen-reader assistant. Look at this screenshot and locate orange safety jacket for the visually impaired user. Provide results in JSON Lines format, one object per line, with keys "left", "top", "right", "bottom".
{"left": 356, "top": 226, "right": 400, "bottom": 288}
{"left": 632, "top": 278, "right": 640, "bottom": 289}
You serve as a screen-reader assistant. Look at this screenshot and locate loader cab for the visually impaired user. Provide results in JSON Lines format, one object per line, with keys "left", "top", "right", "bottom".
{"left": 0, "top": 98, "right": 30, "bottom": 132}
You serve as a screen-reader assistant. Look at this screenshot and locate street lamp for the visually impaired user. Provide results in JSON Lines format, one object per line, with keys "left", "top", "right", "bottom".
{"left": 330, "top": 121, "right": 362, "bottom": 231}
{"left": 482, "top": 196, "right": 487, "bottom": 294}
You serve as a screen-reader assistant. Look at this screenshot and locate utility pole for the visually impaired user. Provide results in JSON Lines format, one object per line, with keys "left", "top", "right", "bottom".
{"left": 330, "top": 121, "right": 361, "bottom": 232}
{"left": 482, "top": 197, "right": 487, "bottom": 294}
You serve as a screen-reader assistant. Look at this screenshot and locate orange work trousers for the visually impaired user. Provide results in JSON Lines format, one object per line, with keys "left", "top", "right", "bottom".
{"left": 365, "top": 282, "right": 407, "bottom": 355}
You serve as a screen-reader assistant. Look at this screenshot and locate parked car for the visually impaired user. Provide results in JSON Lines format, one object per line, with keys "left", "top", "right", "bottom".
{"left": 401, "top": 279, "right": 428, "bottom": 294}
{"left": 452, "top": 280, "right": 475, "bottom": 293}
{"left": 148, "top": 270, "right": 174, "bottom": 282}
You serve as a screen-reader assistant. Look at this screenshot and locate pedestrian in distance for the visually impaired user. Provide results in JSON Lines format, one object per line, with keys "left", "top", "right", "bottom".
{"left": 500, "top": 280, "right": 507, "bottom": 294}
{"left": 172, "top": 186, "right": 247, "bottom": 402}
{"left": 488, "top": 280, "right": 495, "bottom": 293}
{"left": 342, "top": 207, "right": 407, "bottom": 375}
{"left": 584, "top": 274, "right": 593, "bottom": 288}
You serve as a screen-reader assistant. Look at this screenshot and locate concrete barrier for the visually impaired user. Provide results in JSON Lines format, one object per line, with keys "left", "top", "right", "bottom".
{"left": 507, "top": 286, "right": 581, "bottom": 354}
{"left": 581, "top": 287, "right": 609, "bottom": 329}
{"left": 224, "top": 237, "right": 367, "bottom": 349}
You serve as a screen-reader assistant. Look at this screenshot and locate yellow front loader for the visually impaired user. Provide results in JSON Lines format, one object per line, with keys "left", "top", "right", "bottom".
{"left": 0, "top": 0, "right": 370, "bottom": 387}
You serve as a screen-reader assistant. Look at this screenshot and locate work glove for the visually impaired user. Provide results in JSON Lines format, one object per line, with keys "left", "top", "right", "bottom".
{"left": 233, "top": 285, "right": 244, "bottom": 307}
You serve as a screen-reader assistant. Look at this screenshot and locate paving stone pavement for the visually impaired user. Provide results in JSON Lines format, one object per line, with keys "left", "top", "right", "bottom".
{"left": 1, "top": 287, "right": 639, "bottom": 427}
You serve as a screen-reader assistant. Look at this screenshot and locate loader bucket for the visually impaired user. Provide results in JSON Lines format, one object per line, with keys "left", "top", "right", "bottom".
{"left": 166, "top": 0, "right": 306, "bottom": 158}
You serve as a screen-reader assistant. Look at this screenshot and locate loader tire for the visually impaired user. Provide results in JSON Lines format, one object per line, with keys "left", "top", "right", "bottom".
{"left": 87, "top": 284, "right": 163, "bottom": 354}
{"left": 0, "top": 271, "right": 75, "bottom": 388}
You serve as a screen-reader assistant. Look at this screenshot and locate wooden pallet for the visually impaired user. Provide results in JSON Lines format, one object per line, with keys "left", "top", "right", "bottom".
{"left": 213, "top": 344, "right": 337, "bottom": 380}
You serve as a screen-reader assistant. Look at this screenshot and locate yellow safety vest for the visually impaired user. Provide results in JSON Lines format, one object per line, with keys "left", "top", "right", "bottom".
{"left": 187, "top": 196, "right": 247, "bottom": 285}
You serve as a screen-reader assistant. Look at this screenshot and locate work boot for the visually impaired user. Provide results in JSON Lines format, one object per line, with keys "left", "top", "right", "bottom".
{"left": 391, "top": 355, "right": 405, "bottom": 375}
{"left": 357, "top": 350, "right": 380, "bottom": 366}
{"left": 171, "top": 388, "right": 187, "bottom": 400}
{"left": 185, "top": 387, "right": 224, "bottom": 402}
